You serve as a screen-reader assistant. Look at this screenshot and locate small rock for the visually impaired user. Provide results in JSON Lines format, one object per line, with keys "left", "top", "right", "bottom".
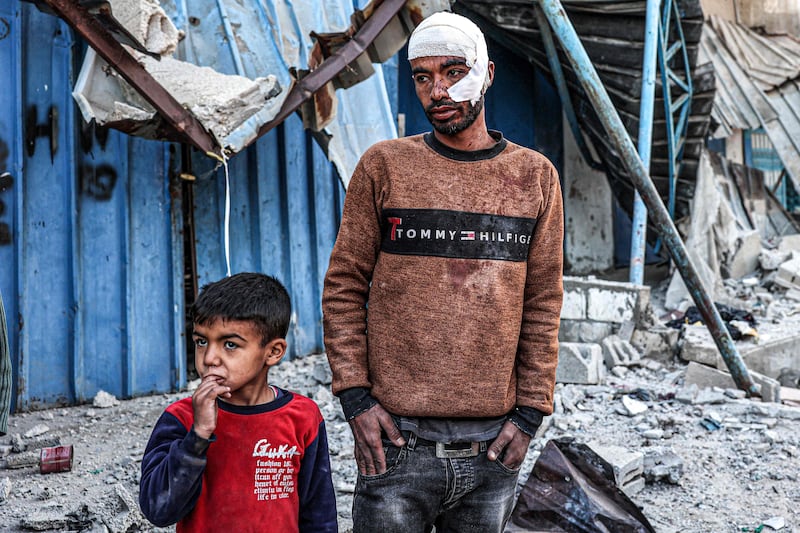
{"left": 641, "top": 429, "right": 664, "bottom": 440}
{"left": 693, "top": 388, "right": 727, "bottom": 405}
{"left": 0, "top": 476, "right": 11, "bottom": 504}
{"left": 675, "top": 383, "right": 698, "bottom": 404}
{"left": 23, "top": 425, "right": 50, "bottom": 439}
{"left": 762, "top": 516, "right": 786, "bottom": 530}
{"left": 93, "top": 390, "right": 120, "bottom": 409}
{"left": 724, "top": 388, "right": 747, "bottom": 399}
{"left": 621, "top": 395, "right": 649, "bottom": 416}
{"left": 312, "top": 361, "right": 332, "bottom": 385}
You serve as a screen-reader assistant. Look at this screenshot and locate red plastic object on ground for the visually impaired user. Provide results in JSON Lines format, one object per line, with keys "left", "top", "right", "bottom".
{"left": 39, "top": 445, "right": 73, "bottom": 474}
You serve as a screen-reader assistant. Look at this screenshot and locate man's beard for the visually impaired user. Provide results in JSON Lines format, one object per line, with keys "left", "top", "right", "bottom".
{"left": 425, "top": 97, "right": 484, "bottom": 135}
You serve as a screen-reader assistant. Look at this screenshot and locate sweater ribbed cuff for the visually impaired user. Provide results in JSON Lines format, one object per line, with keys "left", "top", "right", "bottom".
{"left": 508, "top": 406, "right": 545, "bottom": 437}
{"left": 183, "top": 426, "right": 216, "bottom": 456}
{"left": 338, "top": 387, "right": 379, "bottom": 420}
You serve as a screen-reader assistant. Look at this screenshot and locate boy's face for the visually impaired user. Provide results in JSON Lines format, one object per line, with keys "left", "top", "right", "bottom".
{"left": 192, "top": 318, "right": 285, "bottom": 404}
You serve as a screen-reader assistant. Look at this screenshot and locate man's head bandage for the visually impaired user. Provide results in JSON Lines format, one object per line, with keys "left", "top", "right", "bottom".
{"left": 407, "top": 12, "right": 490, "bottom": 105}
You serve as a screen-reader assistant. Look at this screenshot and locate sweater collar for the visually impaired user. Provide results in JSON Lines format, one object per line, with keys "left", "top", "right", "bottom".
{"left": 423, "top": 130, "right": 507, "bottom": 161}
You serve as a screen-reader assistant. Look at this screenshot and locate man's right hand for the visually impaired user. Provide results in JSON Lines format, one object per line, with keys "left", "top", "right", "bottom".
{"left": 349, "top": 403, "right": 406, "bottom": 475}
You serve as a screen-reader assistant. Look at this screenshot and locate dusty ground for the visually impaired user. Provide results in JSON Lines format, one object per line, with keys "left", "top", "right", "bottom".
{"left": 0, "top": 347, "right": 798, "bottom": 533}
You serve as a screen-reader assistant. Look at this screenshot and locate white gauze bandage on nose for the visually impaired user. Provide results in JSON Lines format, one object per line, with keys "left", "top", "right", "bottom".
{"left": 407, "top": 12, "right": 489, "bottom": 105}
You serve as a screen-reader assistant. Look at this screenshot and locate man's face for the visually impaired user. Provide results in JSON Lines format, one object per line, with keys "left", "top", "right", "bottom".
{"left": 410, "top": 56, "right": 484, "bottom": 135}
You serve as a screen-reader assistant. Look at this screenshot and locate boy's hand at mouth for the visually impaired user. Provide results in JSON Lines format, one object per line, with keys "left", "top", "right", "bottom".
{"left": 192, "top": 374, "right": 231, "bottom": 440}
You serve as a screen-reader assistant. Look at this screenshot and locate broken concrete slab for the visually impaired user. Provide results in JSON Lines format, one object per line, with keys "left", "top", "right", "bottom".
{"left": 775, "top": 255, "right": 800, "bottom": 291}
{"left": 678, "top": 324, "right": 723, "bottom": 367}
{"left": 760, "top": 248, "right": 792, "bottom": 271}
{"left": 556, "top": 343, "right": 605, "bottom": 385}
{"left": 679, "top": 317, "right": 800, "bottom": 382}
{"left": 778, "top": 234, "right": 800, "bottom": 255}
{"left": 779, "top": 386, "right": 800, "bottom": 407}
{"left": 631, "top": 326, "right": 679, "bottom": 363}
{"left": 683, "top": 361, "right": 781, "bottom": 403}
{"left": 727, "top": 229, "right": 761, "bottom": 279}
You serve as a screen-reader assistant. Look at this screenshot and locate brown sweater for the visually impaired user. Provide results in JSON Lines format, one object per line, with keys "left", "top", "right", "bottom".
{"left": 322, "top": 132, "right": 563, "bottom": 417}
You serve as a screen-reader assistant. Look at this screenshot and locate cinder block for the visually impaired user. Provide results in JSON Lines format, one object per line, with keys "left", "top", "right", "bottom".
{"left": 562, "top": 276, "right": 651, "bottom": 327}
{"left": 561, "top": 289, "right": 587, "bottom": 320}
{"left": 601, "top": 335, "right": 642, "bottom": 367}
{"left": 683, "top": 361, "right": 781, "bottom": 403}
{"left": 556, "top": 343, "right": 604, "bottom": 384}
{"left": 559, "top": 320, "right": 614, "bottom": 343}
{"left": 587, "top": 287, "right": 637, "bottom": 323}
{"left": 586, "top": 441, "right": 645, "bottom": 496}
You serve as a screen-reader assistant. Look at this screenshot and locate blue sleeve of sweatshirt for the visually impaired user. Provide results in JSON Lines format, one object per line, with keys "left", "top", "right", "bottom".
{"left": 139, "top": 411, "right": 210, "bottom": 527}
{"left": 297, "top": 420, "right": 338, "bottom": 533}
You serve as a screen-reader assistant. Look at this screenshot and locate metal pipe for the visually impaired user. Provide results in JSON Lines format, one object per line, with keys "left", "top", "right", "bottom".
{"left": 535, "top": 0, "right": 760, "bottom": 396}
{"left": 532, "top": 5, "right": 604, "bottom": 172}
{"left": 630, "top": 0, "right": 661, "bottom": 285}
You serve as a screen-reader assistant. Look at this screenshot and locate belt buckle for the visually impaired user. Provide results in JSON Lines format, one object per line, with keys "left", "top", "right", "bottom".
{"left": 435, "top": 442, "right": 480, "bottom": 459}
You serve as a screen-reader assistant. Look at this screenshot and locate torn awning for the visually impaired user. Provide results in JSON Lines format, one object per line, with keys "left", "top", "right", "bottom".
{"left": 37, "top": 0, "right": 450, "bottom": 183}
{"left": 701, "top": 15, "right": 800, "bottom": 193}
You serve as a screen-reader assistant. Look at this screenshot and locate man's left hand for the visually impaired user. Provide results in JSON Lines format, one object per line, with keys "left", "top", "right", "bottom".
{"left": 487, "top": 420, "right": 531, "bottom": 469}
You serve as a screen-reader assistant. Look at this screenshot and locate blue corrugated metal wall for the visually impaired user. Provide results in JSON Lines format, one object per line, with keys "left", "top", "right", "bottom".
{"left": 0, "top": 1, "right": 345, "bottom": 411}
{"left": 190, "top": 121, "right": 344, "bottom": 359}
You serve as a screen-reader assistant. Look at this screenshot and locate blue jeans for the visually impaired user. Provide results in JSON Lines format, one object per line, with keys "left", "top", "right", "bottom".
{"left": 352, "top": 433, "right": 521, "bottom": 533}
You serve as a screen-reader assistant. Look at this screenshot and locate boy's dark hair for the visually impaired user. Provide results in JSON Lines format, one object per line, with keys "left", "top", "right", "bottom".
{"left": 191, "top": 273, "right": 291, "bottom": 346}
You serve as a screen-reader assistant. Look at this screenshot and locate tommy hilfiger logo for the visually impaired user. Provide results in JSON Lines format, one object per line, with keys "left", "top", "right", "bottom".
{"left": 382, "top": 208, "right": 536, "bottom": 262}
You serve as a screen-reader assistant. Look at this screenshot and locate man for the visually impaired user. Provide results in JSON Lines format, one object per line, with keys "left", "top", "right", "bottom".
{"left": 322, "top": 10, "right": 563, "bottom": 532}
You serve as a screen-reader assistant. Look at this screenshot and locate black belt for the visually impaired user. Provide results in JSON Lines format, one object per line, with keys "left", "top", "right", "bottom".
{"left": 403, "top": 431, "right": 490, "bottom": 459}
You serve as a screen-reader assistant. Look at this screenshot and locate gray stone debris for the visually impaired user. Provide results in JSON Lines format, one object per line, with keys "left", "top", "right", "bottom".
{"left": 620, "top": 395, "right": 649, "bottom": 416}
{"left": 643, "top": 447, "right": 684, "bottom": 484}
{"left": 23, "top": 425, "right": 49, "bottom": 439}
{"left": 11, "top": 433, "right": 61, "bottom": 453}
{"left": 0, "top": 476, "right": 11, "bottom": 504}
{"left": 4, "top": 450, "right": 40, "bottom": 469}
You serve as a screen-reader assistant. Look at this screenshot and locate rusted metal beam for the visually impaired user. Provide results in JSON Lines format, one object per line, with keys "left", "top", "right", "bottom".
{"left": 41, "top": 0, "right": 220, "bottom": 156}
{"left": 255, "top": 0, "right": 408, "bottom": 137}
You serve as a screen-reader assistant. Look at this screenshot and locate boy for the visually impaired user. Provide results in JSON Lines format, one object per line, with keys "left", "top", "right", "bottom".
{"left": 139, "top": 273, "right": 338, "bottom": 532}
